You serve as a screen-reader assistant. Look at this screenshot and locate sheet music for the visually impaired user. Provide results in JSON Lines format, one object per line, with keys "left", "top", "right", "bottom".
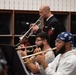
{"left": 17, "top": 51, "right": 30, "bottom": 75}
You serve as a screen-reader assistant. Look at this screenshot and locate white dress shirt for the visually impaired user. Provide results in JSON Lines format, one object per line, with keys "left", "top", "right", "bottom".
{"left": 45, "top": 48, "right": 76, "bottom": 75}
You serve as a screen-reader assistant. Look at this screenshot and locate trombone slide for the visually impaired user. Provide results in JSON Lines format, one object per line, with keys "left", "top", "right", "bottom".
{"left": 19, "top": 16, "right": 42, "bottom": 40}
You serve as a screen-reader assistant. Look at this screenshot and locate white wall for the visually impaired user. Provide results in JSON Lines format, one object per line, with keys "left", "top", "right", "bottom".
{"left": 0, "top": 0, "right": 76, "bottom": 11}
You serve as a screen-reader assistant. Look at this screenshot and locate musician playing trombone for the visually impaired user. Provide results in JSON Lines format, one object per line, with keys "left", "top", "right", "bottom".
{"left": 35, "top": 32, "right": 76, "bottom": 75}
{"left": 31, "top": 5, "right": 66, "bottom": 49}
{"left": 19, "top": 32, "right": 55, "bottom": 75}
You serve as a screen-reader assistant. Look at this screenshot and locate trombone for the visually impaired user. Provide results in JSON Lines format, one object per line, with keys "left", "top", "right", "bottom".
{"left": 14, "top": 16, "right": 42, "bottom": 47}
{"left": 19, "top": 16, "right": 42, "bottom": 40}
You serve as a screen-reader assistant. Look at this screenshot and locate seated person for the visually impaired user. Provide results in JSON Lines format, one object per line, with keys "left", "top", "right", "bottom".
{"left": 19, "top": 32, "right": 55, "bottom": 75}
{"left": 35, "top": 32, "right": 76, "bottom": 75}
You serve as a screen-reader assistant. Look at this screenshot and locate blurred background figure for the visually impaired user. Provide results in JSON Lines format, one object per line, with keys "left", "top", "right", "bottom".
{"left": 0, "top": 49, "right": 8, "bottom": 75}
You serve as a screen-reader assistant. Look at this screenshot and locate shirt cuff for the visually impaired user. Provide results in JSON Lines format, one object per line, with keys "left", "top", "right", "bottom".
{"left": 45, "top": 66, "right": 50, "bottom": 73}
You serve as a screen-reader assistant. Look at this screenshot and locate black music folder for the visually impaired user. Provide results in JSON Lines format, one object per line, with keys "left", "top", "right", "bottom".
{"left": 0, "top": 44, "right": 30, "bottom": 75}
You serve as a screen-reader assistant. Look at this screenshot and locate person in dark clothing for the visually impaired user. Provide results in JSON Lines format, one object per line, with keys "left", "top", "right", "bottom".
{"left": 42, "top": 15, "right": 66, "bottom": 48}
{"left": 31, "top": 5, "right": 66, "bottom": 48}
{"left": 30, "top": 5, "right": 66, "bottom": 56}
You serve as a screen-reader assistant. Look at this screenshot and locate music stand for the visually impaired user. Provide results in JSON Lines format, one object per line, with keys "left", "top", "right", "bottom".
{"left": 0, "top": 44, "right": 30, "bottom": 75}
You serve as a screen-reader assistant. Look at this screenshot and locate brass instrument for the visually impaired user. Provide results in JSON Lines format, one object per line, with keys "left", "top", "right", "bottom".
{"left": 22, "top": 47, "right": 57, "bottom": 59}
{"left": 14, "top": 16, "right": 42, "bottom": 47}
{"left": 23, "top": 47, "right": 57, "bottom": 64}
{"left": 16, "top": 45, "right": 37, "bottom": 53}
{"left": 19, "top": 16, "right": 42, "bottom": 40}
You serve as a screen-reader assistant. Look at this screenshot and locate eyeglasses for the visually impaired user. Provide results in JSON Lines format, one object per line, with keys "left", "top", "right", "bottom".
{"left": 35, "top": 40, "right": 42, "bottom": 42}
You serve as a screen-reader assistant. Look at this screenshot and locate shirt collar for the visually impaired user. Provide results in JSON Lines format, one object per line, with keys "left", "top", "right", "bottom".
{"left": 46, "top": 14, "right": 53, "bottom": 21}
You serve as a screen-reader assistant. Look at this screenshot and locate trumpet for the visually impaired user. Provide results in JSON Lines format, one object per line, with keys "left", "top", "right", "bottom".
{"left": 16, "top": 45, "right": 37, "bottom": 50}
{"left": 23, "top": 47, "right": 57, "bottom": 64}
{"left": 16, "top": 45, "right": 37, "bottom": 53}
{"left": 22, "top": 47, "right": 57, "bottom": 59}
{"left": 14, "top": 16, "right": 42, "bottom": 47}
